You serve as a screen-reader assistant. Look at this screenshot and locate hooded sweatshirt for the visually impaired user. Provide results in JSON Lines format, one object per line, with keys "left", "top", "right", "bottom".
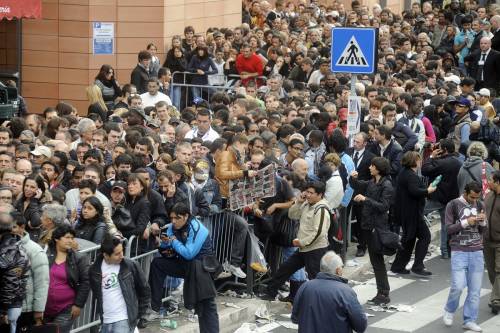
{"left": 457, "top": 156, "right": 495, "bottom": 194}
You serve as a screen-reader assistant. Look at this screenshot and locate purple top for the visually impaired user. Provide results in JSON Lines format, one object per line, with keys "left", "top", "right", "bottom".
{"left": 45, "top": 262, "right": 76, "bottom": 316}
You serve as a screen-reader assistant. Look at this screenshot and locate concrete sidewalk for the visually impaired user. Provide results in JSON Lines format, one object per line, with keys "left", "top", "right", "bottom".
{"left": 141, "top": 222, "right": 441, "bottom": 333}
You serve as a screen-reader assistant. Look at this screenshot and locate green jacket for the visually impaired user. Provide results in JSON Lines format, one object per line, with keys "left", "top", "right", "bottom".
{"left": 20, "top": 232, "right": 49, "bottom": 313}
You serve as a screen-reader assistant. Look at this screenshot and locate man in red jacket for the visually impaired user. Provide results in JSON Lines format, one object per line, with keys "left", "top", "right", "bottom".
{"left": 235, "top": 44, "right": 264, "bottom": 86}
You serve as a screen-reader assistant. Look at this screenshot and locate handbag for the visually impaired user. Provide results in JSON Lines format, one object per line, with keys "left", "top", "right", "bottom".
{"left": 202, "top": 254, "right": 222, "bottom": 279}
{"left": 371, "top": 227, "right": 402, "bottom": 256}
{"left": 112, "top": 205, "right": 135, "bottom": 231}
{"left": 270, "top": 209, "right": 298, "bottom": 247}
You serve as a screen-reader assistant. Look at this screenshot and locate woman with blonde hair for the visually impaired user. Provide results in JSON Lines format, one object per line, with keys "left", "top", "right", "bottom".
{"left": 457, "top": 141, "right": 495, "bottom": 196}
{"left": 86, "top": 84, "right": 108, "bottom": 122}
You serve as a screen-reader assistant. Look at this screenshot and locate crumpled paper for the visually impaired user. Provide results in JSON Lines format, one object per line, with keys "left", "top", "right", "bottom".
{"left": 255, "top": 304, "right": 272, "bottom": 320}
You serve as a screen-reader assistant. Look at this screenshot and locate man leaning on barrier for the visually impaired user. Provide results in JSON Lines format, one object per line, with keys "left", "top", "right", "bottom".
{"left": 145, "top": 203, "right": 219, "bottom": 333}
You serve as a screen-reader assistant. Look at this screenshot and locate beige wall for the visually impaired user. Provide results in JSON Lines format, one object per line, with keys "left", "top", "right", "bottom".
{"left": 21, "top": 0, "right": 242, "bottom": 114}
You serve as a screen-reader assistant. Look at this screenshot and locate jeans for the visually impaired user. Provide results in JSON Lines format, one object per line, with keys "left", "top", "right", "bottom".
{"left": 45, "top": 307, "right": 74, "bottom": 333}
{"left": 424, "top": 200, "right": 448, "bottom": 256}
{"left": 282, "top": 246, "right": 306, "bottom": 281}
{"left": 171, "top": 85, "right": 182, "bottom": 110}
{"left": 267, "top": 247, "right": 327, "bottom": 297}
{"left": 101, "top": 319, "right": 134, "bottom": 333}
{"left": 445, "top": 251, "right": 484, "bottom": 323}
{"left": 7, "top": 308, "right": 21, "bottom": 333}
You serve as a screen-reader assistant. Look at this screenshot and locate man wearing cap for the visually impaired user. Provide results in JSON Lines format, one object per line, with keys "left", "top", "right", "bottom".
{"left": 449, "top": 97, "right": 472, "bottom": 159}
{"left": 184, "top": 109, "right": 220, "bottom": 142}
{"left": 30, "top": 146, "right": 52, "bottom": 167}
{"left": 466, "top": 37, "right": 500, "bottom": 96}
{"left": 140, "top": 78, "right": 172, "bottom": 108}
{"left": 478, "top": 88, "right": 497, "bottom": 120}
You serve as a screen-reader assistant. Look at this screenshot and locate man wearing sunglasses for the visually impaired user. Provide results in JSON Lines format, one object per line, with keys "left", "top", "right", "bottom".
{"left": 450, "top": 97, "right": 472, "bottom": 161}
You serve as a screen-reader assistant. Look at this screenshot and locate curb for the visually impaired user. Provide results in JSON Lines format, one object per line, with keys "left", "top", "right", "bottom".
{"left": 142, "top": 223, "right": 442, "bottom": 332}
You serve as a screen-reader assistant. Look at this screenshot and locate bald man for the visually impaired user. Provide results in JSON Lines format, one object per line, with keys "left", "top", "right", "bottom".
{"left": 291, "top": 158, "right": 309, "bottom": 181}
{"left": 466, "top": 37, "right": 500, "bottom": 95}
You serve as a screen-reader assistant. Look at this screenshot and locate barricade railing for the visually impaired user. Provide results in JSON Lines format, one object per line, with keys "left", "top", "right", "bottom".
{"left": 71, "top": 244, "right": 101, "bottom": 333}
{"left": 169, "top": 71, "right": 267, "bottom": 110}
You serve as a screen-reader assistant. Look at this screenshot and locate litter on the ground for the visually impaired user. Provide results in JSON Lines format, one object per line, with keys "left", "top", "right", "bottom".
{"left": 419, "top": 279, "right": 430, "bottom": 282}
{"left": 388, "top": 304, "right": 415, "bottom": 312}
{"left": 365, "top": 313, "right": 375, "bottom": 317}
{"left": 278, "top": 321, "right": 298, "bottom": 329}
{"left": 222, "top": 302, "right": 241, "bottom": 309}
{"left": 280, "top": 313, "right": 292, "bottom": 319}
{"left": 346, "top": 259, "right": 361, "bottom": 267}
{"left": 255, "top": 304, "right": 272, "bottom": 321}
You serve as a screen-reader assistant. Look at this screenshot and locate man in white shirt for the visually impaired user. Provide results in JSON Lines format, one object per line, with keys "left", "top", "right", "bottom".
{"left": 140, "top": 78, "right": 172, "bottom": 108}
{"left": 308, "top": 58, "right": 330, "bottom": 86}
{"left": 89, "top": 235, "right": 150, "bottom": 333}
{"left": 184, "top": 108, "right": 220, "bottom": 142}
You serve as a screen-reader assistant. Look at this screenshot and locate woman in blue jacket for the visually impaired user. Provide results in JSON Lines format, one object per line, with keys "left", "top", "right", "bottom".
{"left": 187, "top": 46, "right": 217, "bottom": 101}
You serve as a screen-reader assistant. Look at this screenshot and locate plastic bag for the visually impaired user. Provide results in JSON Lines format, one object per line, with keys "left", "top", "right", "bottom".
{"left": 249, "top": 230, "right": 268, "bottom": 273}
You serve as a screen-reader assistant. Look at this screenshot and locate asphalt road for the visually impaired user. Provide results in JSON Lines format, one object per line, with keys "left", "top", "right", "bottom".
{"left": 268, "top": 254, "right": 499, "bottom": 333}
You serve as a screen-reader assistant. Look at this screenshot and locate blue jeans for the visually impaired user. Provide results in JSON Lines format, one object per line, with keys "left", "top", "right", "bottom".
{"left": 282, "top": 246, "right": 306, "bottom": 281}
{"left": 101, "top": 319, "right": 134, "bottom": 333}
{"left": 46, "top": 306, "right": 73, "bottom": 333}
{"left": 171, "top": 85, "right": 182, "bottom": 110}
{"left": 7, "top": 308, "right": 21, "bottom": 333}
{"left": 424, "top": 200, "right": 448, "bottom": 256}
{"left": 445, "top": 251, "right": 484, "bottom": 323}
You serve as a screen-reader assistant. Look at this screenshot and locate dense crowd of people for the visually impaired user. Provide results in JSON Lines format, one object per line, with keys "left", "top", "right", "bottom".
{"left": 1, "top": 0, "right": 500, "bottom": 332}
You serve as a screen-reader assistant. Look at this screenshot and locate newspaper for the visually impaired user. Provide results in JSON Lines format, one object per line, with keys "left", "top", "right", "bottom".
{"left": 229, "top": 164, "right": 276, "bottom": 211}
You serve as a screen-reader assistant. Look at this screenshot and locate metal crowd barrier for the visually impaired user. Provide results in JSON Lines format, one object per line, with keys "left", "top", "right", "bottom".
{"left": 71, "top": 244, "right": 101, "bottom": 333}
{"left": 169, "top": 71, "right": 267, "bottom": 110}
{"left": 70, "top": 212, "right": 256, "bottom": 332}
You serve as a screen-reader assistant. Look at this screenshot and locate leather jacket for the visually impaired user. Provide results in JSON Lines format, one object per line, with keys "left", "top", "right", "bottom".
{"left": 0, "top": 233, "right": 30, "bottom": 313}
{"left": 89, "top": 256, "right": 151, "bottom": 328}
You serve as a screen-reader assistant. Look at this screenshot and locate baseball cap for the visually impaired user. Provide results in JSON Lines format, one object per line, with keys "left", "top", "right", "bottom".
{"left": 479, "top": 88, "right": 490, "bottom": 97}
{"left": 446, "top": 95, "right": 458, "bottom": 104}
{"left": 457, "top": 97, "right": 471, "bottom": 107}
{"left": 168, "top": 117, "right": 180, "bottom": 125}
{"left": 129, "top": 108, "right": 151, "bottom": 122}
{"left": 30, "top": 146, "right": 52, "bottom": 159}
{"left": 443, "top": 74, "right": 460, "bottom": 85}
{"left": 112, "top": 180, "right": 127, "bottom": 193}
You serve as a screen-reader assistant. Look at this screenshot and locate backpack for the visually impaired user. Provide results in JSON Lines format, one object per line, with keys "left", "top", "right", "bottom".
{"left": 312, "top": 204, "right": 343, "bottom": 252}
{"left": 392, "top": 129, "right": 409, "bottom": 149}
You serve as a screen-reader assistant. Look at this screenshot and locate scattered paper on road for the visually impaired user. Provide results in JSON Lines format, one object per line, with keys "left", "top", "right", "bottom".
{"left": 222, "top": 302, "right": 241, "bottom": 309}
{"left": 346, "top": 259, "right": 361, "bottom": 267}
{"left": 278, "top": 321, "right": 298, "bottom": 329}
{"left": 255, "top": 304, "right": 272, "bottom": 320}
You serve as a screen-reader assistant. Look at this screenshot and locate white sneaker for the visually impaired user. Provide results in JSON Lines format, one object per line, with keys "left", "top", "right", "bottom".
{"left": 229, "top": 265, "right": 247, "bottom": 279}
{"left": 144, "top": 309, "right": 162, "bottom": 321}
{"left": 443, "top": 311, "right": 454, "bottom": 326}
{"left": 463, "top": 322, "right": 482, "bottom": 332}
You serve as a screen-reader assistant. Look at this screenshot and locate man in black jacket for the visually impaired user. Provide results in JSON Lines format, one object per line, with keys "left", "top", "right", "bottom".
{"left": 422, "top": 139, "right": 462, "bottom": 259}
{"left": 89, "top": 235, "right": 150, "bottom": 332}
{"left": 465, "top": 36, "right": 500, "bottom": 95}
{"left": 0, "top": 210, "right": 30, "bottom": 332}
{"left": 371, "top": 125, "right": 403, "bottom": 184}
{"left": 130, "top": 50, "right": 152, "bottom": 94}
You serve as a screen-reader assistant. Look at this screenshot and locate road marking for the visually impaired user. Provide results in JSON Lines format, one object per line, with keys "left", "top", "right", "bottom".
{"left": 353, "top": 276, "right": 415, "bottom": 305}
{"left": 370, "top": 288, "right": 491, "bottom": 332}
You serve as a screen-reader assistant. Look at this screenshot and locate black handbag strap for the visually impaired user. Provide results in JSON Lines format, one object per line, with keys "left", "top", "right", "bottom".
{"left": 307, "top": 205, "right": 329, "bottom": 247}
{"left": 464, "top": 166, "right": 480, "bottom": 183}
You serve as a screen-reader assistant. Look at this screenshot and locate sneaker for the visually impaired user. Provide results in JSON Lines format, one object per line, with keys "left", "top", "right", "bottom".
{"left": 462, "top": 321, "right": 482, "bottom": 332}
{"left": 443, "top": 311, "right": 453, "bottom": 326}
{"left": 229, "top": 265, "right": 247, "bottom": 279}
{"left": 144, "top": 309, "right": 162, "bottom": 321}
{"left": 367, "top": 293, "right": 390, "bottom": 305}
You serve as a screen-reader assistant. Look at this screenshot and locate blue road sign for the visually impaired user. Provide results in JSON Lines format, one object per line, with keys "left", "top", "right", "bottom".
{"left": 331, "top": 27, "right": 377, "bottom": 74}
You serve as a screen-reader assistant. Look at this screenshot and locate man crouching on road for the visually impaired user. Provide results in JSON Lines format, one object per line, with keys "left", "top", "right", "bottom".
{"left": 292, "top": 251, "right": 367, "bottom": 333}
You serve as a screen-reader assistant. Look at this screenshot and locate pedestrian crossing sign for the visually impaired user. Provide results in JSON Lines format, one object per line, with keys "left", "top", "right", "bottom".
{"left": 331, "top": 27, "right": 378, "bottom": 74}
